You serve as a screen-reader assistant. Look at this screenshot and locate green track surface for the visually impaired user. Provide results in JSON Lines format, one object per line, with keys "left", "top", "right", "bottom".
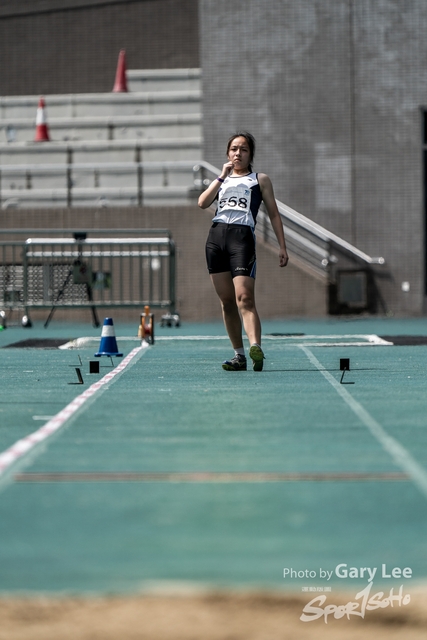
{"left": 0, "top": 317, "right": 426, "bottom": 594}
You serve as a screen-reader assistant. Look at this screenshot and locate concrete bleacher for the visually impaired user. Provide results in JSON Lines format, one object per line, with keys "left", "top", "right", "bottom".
{"left": 126, "top": 68, "right": 201, "bottom": 93}
{"left": 0, "top": 69, "right": 203, "bottom": 208}
{"left": 0, "top": 114, "right": 201, "bottom": 143}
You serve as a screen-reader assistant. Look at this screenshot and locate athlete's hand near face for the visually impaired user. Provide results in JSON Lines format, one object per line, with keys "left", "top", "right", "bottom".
{"left": 198, "top": 162, "right": 235, "bottom": 209}
{"left": 221, "top": 161, "right": 234, "bottom": 179}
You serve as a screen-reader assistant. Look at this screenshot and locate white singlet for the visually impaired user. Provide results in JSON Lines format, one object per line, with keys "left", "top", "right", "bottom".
{"left": 213, "top": 173, "right": 263, "bottom": 227}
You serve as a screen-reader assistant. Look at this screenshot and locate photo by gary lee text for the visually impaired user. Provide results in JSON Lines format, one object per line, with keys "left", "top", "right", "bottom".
{"left": 283, "top": 564, "right": 413, "bottom": 581}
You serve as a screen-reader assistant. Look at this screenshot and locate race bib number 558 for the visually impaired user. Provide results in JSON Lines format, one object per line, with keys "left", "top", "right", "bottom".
{"left": 218, "top": 186, "right": 251, "bottom": 214}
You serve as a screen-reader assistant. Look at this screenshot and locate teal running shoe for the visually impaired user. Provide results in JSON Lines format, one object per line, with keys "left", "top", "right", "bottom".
{"left": 249, "top": 345, "right": 265, "bottom": 371}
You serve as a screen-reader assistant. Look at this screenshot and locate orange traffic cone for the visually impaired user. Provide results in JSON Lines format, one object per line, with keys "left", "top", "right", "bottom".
{"left": 112, "top": 49, "right": 128, "bottom": 93}
{"left": 138, "top": 306, "right": 155, "bottom": 344}
{"left": 34, "top": 97, "right": 50, "bottom": 142}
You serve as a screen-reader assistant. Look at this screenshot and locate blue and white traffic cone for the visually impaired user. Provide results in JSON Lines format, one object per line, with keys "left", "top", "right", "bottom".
{"left": 94, "top": 318, "right": 123, "bottom": 357}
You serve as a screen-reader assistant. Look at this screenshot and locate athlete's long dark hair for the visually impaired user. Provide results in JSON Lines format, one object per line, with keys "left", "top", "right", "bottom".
{"left": 226, "top": 131, "right": 256, "bottom": 172}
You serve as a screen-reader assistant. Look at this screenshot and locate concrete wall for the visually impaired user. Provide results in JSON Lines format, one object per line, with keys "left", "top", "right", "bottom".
{"left": 0, "top": 207, "right": 327, "bottom": 323}
{"left": 200, "top": 0, "right": 427, "bottom": 316}
{"left": 0, "top": 0, "right": 199, "bottom": 95}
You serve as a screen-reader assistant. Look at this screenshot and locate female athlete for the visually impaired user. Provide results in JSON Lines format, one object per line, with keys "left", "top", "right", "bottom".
{"left": 198, "top": 131, "right": 289, "bottom": 371}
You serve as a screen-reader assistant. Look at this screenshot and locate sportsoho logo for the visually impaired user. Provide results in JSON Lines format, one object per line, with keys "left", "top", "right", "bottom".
{"left": 283, "top": 563, "right": 412, "bottom": 623}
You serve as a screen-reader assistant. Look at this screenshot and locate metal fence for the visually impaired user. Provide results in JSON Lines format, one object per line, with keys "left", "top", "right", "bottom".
{"left": 0, "top": 229, "right": 176, "bottom": 326}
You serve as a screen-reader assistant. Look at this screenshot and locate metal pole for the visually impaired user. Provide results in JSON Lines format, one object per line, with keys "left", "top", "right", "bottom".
{"left": 169, "top": 239, "right": 176, "bottom": 313}
{"left": 22, "top": 241, "right": 29, "bottom": 320}
{"left": 200, "top": 164, "right": 206, "bottom": 191}
{"left": 67, "top": 147, "right": 73, "bottom": 208}
{"left": 135, "top": 146, "right": 143, "bottom": 206}
{"left": 137, "top": 162, "right": 143, "bottom": 207}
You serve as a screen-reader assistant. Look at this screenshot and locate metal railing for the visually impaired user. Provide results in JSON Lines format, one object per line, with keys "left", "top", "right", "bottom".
{"left": 193, "top": 162, "right": 386, "bottom": 312}
{"left": 0, "top": 229, "right": 176, "bottom": 326}
{"left": 192, "top": 161, "right": 385, "bottom": 274}
{"left": 0, "top": 160, "right": 204, "bottom": 208}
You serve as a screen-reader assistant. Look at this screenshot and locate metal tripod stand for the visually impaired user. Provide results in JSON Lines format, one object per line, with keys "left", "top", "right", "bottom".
{"left": 44, "top": 233, "right": 100, "bottom": 328}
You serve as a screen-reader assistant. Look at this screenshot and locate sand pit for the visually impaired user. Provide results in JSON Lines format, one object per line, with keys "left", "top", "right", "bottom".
{"left": 0, "top": 587, "right": 425, "bottom": 640}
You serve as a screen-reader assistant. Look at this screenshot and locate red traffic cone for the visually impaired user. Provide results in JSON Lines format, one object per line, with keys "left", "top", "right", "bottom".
{"left": 34, "top": 97, "right": 50, "bottom": 142}
{"left": 112, "top": 49, "right": 128, "bottom": 93}
{"left": 95, "top": 318, "right": 123, "bottom": 357}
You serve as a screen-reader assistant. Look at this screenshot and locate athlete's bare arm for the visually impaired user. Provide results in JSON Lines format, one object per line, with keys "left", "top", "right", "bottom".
{"left": 258, "top": 173, "right": 289, "bottom": 267}
{"left": 198, "top": 161, "right": 233, "bottom": 209}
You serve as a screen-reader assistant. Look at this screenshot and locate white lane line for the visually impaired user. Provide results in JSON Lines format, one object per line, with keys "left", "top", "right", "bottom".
{"left": 0, "top": 345, "right": 147, "bottom": 485}
{"left": 60, "top": 334, "right": 393, "bottom": 349}
{"left": 300, "top": 345, "right": 427, "bottom": 501}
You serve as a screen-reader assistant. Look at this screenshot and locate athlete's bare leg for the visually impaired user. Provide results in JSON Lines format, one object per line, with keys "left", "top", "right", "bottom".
{"left": 210, "top": 273, "right": 261, "bottom": 348}
{"left": 233, "top": 275, "right": 261, "bottom": 346}
{"left": 210, "top": 272, "right": 243, "bottom": 349}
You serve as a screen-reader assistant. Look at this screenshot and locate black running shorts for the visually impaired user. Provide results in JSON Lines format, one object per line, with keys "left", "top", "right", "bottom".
{"left": 205, "top": 222, "right": 257, "bottom": 278}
